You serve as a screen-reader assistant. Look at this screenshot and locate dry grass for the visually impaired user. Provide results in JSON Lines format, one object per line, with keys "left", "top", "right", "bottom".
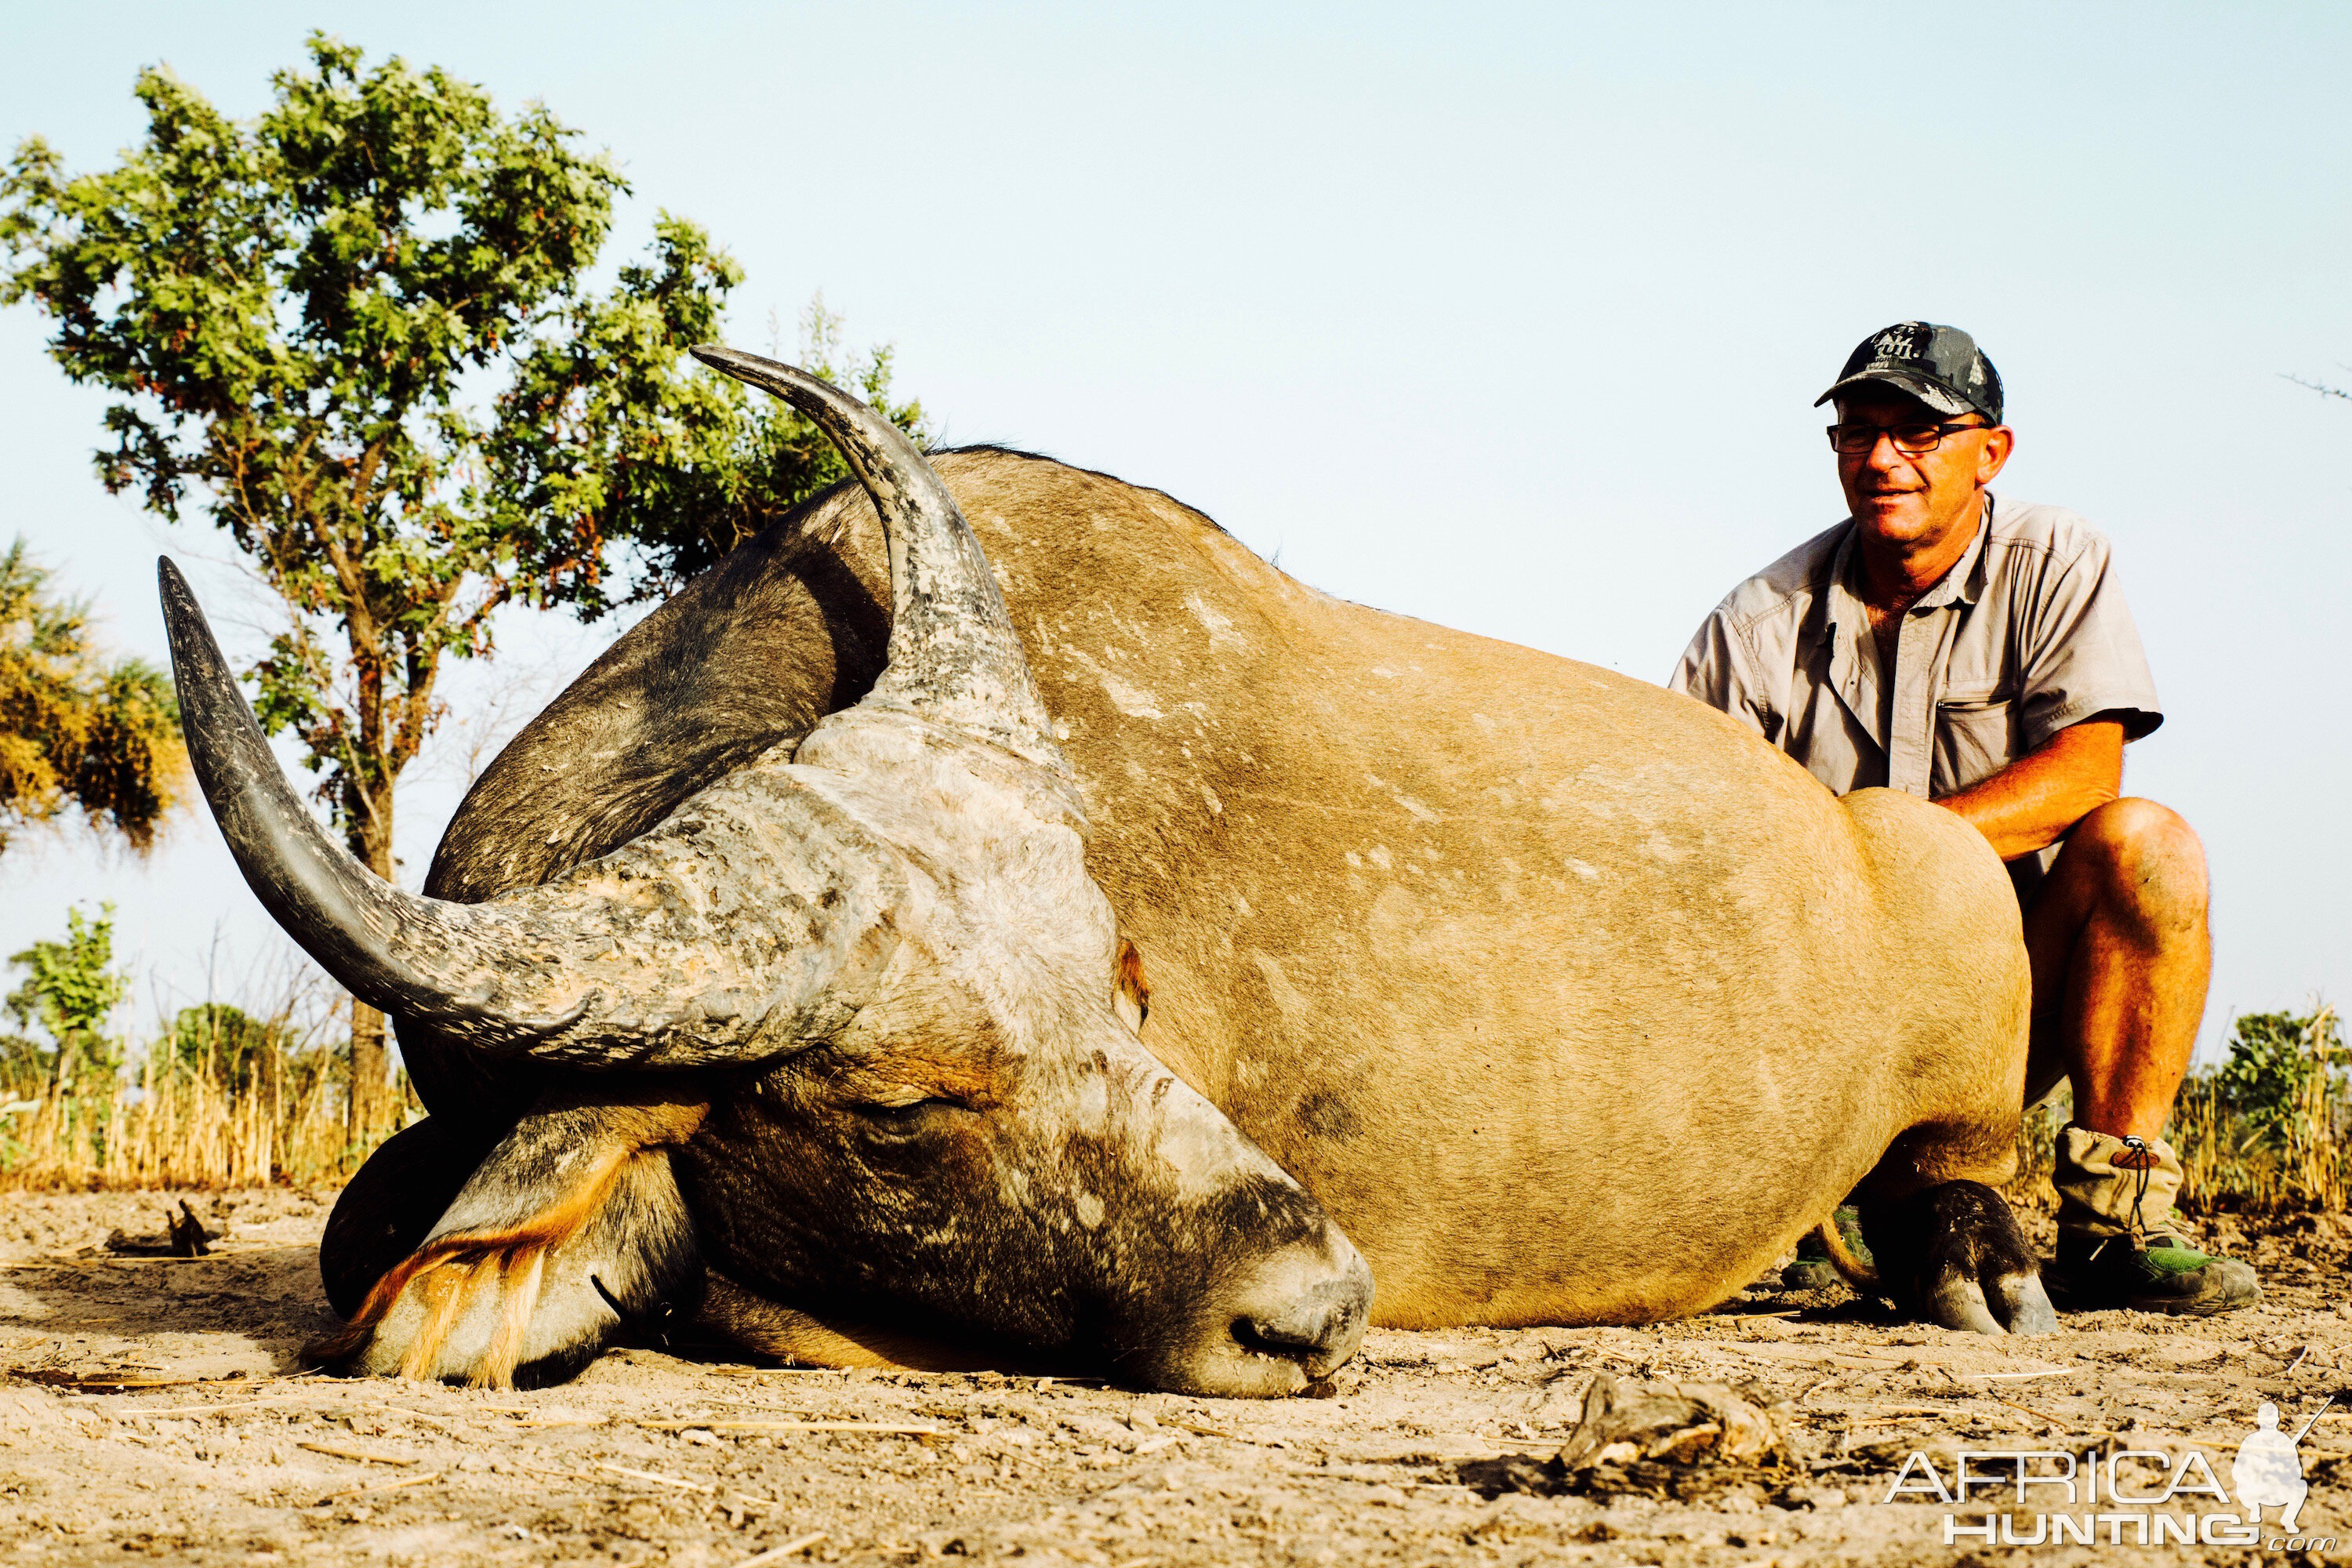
{"left": 2173, "top": 1002, "right": 2345, "bottom": 1214}
{"left": 0, "top": 1059, "right": 419, "bottom": 1192}
{"left": 0, "top": 938, "right": 422, "bottom": 1191}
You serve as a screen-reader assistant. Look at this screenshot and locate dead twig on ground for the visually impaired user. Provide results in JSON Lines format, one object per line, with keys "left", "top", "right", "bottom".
{"left": 313, "top": 1469, "right": 442, "bottom": 1504}
{"left": 1992, "top": 1395, "right": 2070, "bottom": 1431}
{"left": 125, "top": 1397, "right": 319, "bottom": 1417}
{"left": 297, "top": 1441, "right": 416, "bottom": 1466}
{"left": 639, "top": 1418, "right": 942, "bottom": 1436}
{"left": 9, "top": 1370, "right": 207, "bottom": 1390}
{"left": 598, "top": 1461, "right": 717, "bottom": 1495}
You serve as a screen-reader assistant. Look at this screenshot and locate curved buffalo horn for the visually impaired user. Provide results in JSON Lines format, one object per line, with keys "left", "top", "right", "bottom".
{"left": 689, "top": 345, "right": 1069, "bottom": 780}
{"left": 159, "top": 557, "right": 893, "bottom": 1069}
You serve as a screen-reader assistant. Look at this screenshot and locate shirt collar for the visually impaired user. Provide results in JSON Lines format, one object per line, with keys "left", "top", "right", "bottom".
{"left": 1813, "top": 492, "right": 1993, "bottom": 643}
{"left": 1926, "top": 494, "right": 1994, "bottom": 608}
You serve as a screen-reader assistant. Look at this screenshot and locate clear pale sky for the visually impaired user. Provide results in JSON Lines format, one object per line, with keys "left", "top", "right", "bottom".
{"left": 1, "top": 2, "right": 2344, "bottom": 1060}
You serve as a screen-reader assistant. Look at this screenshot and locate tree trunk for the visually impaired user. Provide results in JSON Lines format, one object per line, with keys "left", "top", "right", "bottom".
{"left": 344, "top": 789, "right": 396, "bottom": 1149}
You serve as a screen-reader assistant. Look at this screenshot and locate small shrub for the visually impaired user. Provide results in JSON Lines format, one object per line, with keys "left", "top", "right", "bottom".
{"left": 5, "top": 903, "right": 129, "bottom": 1094}
{"left": 2180, "top": 1004, "right": 2346, "bottom": 1212}
{"left": 0, "top": 928, "right": 416, "bottom": 1190}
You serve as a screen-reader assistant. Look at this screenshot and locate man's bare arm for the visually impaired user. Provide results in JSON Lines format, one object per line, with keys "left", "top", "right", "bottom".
{"left": 1934, "top": 717, "right": 2125, "bottom": 862}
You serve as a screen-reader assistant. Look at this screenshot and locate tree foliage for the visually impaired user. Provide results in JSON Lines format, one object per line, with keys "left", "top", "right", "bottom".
{"left": 0, "top": 1036, "right": 42, "bottom": 1095}
{"left": 495, "top": 284, "right": 929, "bottom": 612}
{"left": 492, "top": 284, "right": 927, "bottom": 613}
{"left": 2215, "top": 1006, "right": 2346, "bottom": 1152}
{"left": 0, "top": 540, "right": 184, "bottom": 852}
{"left": 0, "top": 35, "right": 629, "bottom": 872}
{"left": 0, "top": 33, "right": 924, "bottom": 1126}
{"left": 6, "top": 905, "right": 131, "bottom": 1094}
{"left": 0, "top": 31, "right": 925, "bottom": 859}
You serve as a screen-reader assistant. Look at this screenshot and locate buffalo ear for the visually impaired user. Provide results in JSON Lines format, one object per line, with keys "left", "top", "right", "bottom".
{"left": 319, "top": 1116, "right": 501, "bottom": 1319}
{"left": 1115, "top": 938, "right": 1150, "bottom": 1033}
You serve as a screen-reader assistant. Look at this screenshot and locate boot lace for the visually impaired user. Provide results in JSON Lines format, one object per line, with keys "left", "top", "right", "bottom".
{"left": 2120, "top": 1134, "right": 2152, "bottom": 1246}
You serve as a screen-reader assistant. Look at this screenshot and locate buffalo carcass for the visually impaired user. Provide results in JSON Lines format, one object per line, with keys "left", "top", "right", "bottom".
{"left": 164, "top": 347, "right": 2051, "bottom": 1394}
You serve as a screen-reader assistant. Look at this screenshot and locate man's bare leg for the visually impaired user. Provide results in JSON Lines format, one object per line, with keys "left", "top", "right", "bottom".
{"left": 2023, "top": 797, "right": 2256, "bottom": 1313}
{"left": 2024, "top": 796, "right": 2210, "bottom": 1135}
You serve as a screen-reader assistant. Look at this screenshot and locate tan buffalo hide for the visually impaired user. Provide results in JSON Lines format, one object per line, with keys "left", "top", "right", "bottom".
{"left": 425, "top": 449, "right": 2031, "bottom": 1330}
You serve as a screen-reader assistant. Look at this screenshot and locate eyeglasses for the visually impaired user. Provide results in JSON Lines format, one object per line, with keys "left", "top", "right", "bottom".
{"left": 1827, "top": 419, "right": 1990, "bottom": 456}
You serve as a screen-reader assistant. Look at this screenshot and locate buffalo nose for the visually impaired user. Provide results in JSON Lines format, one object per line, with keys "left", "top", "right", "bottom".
{"left": 1237, "top": 1251, "right": 1373, "bottom": 1374}
{"left": 1164, "top": 1229, "right": 1373, "bottom": 1395}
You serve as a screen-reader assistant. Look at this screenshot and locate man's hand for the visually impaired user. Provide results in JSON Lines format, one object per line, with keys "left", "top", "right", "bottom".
{"left": 1935, "top": 717, "right": 2125, "bottom": 862}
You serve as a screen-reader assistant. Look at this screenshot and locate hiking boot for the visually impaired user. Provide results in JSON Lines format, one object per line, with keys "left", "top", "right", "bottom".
{"left": 2048, "top": 1125, "right": 2260, "bottom": 1316}
{"left": 1780, "top": 1257, "right": 1838, "bottom": 1291}
{"left": 2045, "top": 1229, "right": 2261, "bottom": 1316}
{"left": 1780, "top": 1204, "right": 1869, "bottom": 1291}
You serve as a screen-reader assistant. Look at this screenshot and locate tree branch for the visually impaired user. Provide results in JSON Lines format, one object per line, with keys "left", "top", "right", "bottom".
{"left": 2283, "top": 372, "right": 2352, "bottom": 402}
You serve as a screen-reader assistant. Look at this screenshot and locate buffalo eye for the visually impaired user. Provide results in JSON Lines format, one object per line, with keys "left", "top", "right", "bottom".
{"left": 851, "top": 1097, "right": 972, "bottom": 1142}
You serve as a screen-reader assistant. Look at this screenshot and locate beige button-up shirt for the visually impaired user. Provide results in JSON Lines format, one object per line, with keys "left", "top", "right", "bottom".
{"left": 1668, "top": 494, "right": 2161, "bottom": 810}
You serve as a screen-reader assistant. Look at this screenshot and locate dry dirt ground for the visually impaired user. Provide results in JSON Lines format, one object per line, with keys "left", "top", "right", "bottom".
{"left": 2, "top": 1189, "right": 2348, "bottom": 1566}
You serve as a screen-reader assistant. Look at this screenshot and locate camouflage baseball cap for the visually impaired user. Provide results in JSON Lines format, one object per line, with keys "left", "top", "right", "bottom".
{"left": 1815, "top": 321, "right": 2003, "bottom": 423}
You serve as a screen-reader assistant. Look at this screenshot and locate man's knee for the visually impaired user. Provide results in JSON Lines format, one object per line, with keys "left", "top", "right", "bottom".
{"left": 2062, "top": 797, "right": 2209, "bottom": 931}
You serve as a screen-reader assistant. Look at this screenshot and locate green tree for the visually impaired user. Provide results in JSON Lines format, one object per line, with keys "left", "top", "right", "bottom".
{"left": 2215, "top": 1006, "right": 2346, "bottom": 1149}
{"left": 0, "top": 539, "right": 185, "bottom": 851}
{"left": 6, "top": 904, "right": 131, "bottom": 1096}
{"left": 0, "top": 35, "right": 925, "bottom": 1134}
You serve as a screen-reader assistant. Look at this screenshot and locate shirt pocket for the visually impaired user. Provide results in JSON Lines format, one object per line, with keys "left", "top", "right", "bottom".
{"left": 1933, "top": 683, "right": 2016, "bottom": 797}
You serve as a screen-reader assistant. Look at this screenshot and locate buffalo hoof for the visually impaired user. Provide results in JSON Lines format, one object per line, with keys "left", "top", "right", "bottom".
{"left": 1860, "top": 1180, "right": 2056, "bottom": 1337}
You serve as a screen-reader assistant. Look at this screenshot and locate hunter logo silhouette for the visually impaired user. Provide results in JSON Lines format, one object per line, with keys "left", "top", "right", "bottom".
{"left": 2234, "top": 1396, "right": 2329, "bottom": 1531}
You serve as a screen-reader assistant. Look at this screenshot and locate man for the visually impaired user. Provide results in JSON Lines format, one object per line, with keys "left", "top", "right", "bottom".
{"left": 1670, "top": 321, "right": 2256, "bottom": 1316}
